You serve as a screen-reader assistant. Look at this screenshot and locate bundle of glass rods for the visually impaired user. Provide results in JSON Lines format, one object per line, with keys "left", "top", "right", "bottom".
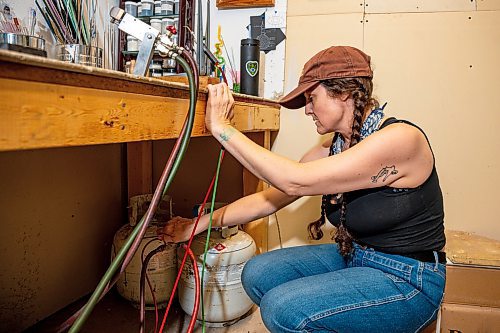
{"left": 35, "top": 0, "right": 97, "bottom": 46}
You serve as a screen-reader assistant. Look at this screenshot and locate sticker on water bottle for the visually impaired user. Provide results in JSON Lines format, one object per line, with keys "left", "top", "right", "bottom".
{"left": 245, "top": 61, "right": 259, "bottom": 77}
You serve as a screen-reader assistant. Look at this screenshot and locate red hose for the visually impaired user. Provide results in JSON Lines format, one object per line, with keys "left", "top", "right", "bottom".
{"left": 183, "top": 244, "right": 200, "bottom": 333}
{"left": 158, "top": 151, "right": 225, "bottom": 333}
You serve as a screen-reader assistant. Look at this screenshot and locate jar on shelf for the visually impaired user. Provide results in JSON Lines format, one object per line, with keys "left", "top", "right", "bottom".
{"left": 162, "top": 57, "right": 177, "bottom": 75}
{"left": 173, "top": 0, "right": 179, "bottom": 15}
{"left": 154, "top": 1, "right": 161, "bottom": 16}
{"left": 161, "top": 0, "right": 174, "bottom": 16}
{"left": 127, "top": 35, "right": 139, "bottom": 52}
{"left": 125, "top": 1, "right": 138, "bottom": 17}
{"left": 140, "top": 0, "right": 154, "bottom": 16}
{"left": 150, "top": 18, "right": 162, "bottom": 32}
{"left": 149, "top": 60, "right": 163, "bottom": 77}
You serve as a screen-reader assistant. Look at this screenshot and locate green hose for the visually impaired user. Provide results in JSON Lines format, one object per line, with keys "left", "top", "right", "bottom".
{"left": 200, "top": 148, "right": 225, "bottom": 333}
{"left": 68, "top": 55, "right": 197, "bottom": 333}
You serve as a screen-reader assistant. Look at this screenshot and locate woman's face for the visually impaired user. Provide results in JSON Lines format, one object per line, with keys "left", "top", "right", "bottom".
{"left": 304, "top": 84, "right": 354, "bottom": 136}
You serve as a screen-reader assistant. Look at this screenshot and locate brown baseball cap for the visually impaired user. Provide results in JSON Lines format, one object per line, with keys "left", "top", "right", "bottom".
{"left": 279, "top": 46, "right": 373, "bottom": 109}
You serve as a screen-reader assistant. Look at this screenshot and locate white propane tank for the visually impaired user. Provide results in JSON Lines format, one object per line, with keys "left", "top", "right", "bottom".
{"left": 112, "top": 223, "right": 177, "bottom": 309}
{"left": 178, "top": 226, "right": 256, "bottom": 326}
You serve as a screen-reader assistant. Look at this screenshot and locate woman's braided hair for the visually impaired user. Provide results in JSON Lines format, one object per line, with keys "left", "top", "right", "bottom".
{"left": 307, "top": 77, "right": 379, "bottom": 257}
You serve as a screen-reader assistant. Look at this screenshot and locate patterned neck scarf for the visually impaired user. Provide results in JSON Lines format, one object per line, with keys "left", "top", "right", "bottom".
{"left": 330, "top": 102, "right": 387, "bottom": 156}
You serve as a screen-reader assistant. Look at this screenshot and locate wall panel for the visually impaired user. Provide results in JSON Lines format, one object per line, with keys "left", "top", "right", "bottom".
{"left": 477, "top": 0, "right": 500, "bottom": 10}
{"left": 287, "top": 0, "right": 363, "bottom": 17}
{"left": 364, "top": 11, "right": 500, "bottom": 239}
{"left": 365, "top": 0, "right": 476, "bottom": 13}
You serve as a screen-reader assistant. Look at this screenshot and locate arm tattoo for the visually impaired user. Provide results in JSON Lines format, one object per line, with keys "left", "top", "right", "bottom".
{"left": 220, "top": 126, "right": 236, "bottom": 142}
{"left": 371, "top": 165, "right": 398, "bottom": 183}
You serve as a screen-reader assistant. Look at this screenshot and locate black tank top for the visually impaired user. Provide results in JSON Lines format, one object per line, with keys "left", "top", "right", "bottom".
{"left": 325, "top": 118, "right": 446, "bottom": 254}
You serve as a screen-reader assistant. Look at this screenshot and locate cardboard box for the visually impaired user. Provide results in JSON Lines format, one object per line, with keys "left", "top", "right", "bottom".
{"left": 444, "top": 264, "right": 500, "bottom": 308}
{"left": 440, "top": 303, "right": 500, "bottom": 333}
{"left": 440, "top": 231, "right": 500, "bottom": 332}
{"left": 445, "top": 230, "right": 500, "bottom": 267}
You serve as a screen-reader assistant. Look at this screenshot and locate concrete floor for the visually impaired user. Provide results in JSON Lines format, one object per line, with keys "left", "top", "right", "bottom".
{"left": 25, "top": 291, "right": 268, "bottom": 333}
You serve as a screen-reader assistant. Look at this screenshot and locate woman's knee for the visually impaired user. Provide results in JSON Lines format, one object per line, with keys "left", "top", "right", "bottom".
{"left": 259, "top": 287, "right": 304, "bottom": 333}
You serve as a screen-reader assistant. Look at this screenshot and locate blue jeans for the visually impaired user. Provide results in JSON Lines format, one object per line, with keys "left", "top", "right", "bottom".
{"left": 241, "top": 243, "right": 445, "bottom": 333}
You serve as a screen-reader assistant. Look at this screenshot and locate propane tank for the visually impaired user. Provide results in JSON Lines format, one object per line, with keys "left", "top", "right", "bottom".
{"left": 177, "top": 226, "right": 256, "bottom": 326}
{"left": 111, "top": 194, "right": 177, "bottom": 309}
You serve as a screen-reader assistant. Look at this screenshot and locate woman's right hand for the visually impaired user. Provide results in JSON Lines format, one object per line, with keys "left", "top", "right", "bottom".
{"left": 205, "top": 83, "right": 234, "bottom": 134}
{"left": 157, "top": 216, "right": 196, "bottom": 243}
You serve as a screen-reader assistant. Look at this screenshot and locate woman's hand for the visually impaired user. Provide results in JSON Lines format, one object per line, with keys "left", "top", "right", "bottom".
{"left": 205, "top": 83, "right": 235, "bottom": 134}
{"left": 157, "top": 216, "right": 196, "bottom": 243}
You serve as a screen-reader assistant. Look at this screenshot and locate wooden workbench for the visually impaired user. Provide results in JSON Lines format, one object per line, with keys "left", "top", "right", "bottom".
{"left": 0, "top": 50, "right": 279, "bottom": 151}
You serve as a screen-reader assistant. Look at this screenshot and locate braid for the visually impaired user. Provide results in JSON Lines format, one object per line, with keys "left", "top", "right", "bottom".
{"left": 334, "top": 96, "right": 364, "bottom": 256}
{"left": 306, "top": 77, "right": 378, "bottom": 257}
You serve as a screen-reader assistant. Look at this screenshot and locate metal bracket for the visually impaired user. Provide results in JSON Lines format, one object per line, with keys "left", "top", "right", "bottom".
{"left": 133, "top": 32, "right": 157, "bottom": 76}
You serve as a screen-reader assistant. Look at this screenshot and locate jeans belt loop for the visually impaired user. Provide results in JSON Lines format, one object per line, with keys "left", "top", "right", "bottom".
{"left": 432, "top": 251, "right": 439, "bottom": 271}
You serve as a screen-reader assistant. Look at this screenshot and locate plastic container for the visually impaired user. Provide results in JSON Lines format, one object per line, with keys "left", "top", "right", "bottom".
{"left": 127, "top": 35, "right": 139, "bottom": 51}
{"left": 124, "top": 1, "right": 138, "bottom": 17}
{"left": 150, "top": 18, "right": 162, "bottom": 32}
{"left": 154, "top": 1, "right": 161, "bottom": 15}
{"left": 173, "top": 0, "right": 179, "bottom": 15}
{"left": 140, "top": 0, "right": 154, "bottom": 16}
{"left": 162, "top": 0, "right": 174, "bottom": 15}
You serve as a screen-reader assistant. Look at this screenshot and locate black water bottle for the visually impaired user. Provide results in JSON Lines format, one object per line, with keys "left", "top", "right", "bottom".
{"left": 240, "top": 38, "right": 260, "bottom": 96}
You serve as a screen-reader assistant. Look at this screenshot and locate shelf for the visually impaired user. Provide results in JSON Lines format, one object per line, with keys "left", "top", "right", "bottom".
{"left": 0, "top": 49, "right": 280, "bottom": 152}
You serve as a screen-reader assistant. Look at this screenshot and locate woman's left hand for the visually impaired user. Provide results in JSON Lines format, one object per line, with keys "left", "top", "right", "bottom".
{"left": 205, "top": 83, "right": 235, "bottom": 134}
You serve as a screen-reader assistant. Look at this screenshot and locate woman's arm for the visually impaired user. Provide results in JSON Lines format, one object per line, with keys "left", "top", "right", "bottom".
{"left": 206, "top": 83, "right": 433, "bottom": 196}
{"left": 159, "top": 138, "right": 331, "bottom": 243}
{"left": 161, "top": 186, "right": 298, "bottom": 243}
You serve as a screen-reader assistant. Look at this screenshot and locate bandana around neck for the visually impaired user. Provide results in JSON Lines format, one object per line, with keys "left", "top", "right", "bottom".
{"left": 330, "top": 102, "right": 387, "bottom": 155}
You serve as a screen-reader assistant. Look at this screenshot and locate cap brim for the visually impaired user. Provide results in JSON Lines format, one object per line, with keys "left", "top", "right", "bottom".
{"left": 278, "top": 81, "right": 319, "bottom": 109}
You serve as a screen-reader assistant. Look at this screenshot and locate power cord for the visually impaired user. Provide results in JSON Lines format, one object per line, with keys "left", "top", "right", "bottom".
{"left": 274, "top": 213, "right": 283, "bottom": 249}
